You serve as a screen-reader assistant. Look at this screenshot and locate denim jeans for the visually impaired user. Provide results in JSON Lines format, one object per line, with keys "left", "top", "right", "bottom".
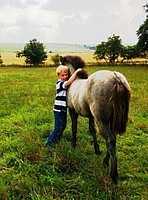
{"left": 46, "top": 111, "right": 67, "bottom": 145}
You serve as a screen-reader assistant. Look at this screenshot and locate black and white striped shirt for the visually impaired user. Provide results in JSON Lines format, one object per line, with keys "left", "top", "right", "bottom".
{"left": 53, "top": 79, "right": 67, "bottom": 112}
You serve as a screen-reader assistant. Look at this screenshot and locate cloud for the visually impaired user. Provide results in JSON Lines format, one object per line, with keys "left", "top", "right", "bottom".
{"left": 111, "top": 0, "right": 145, "bottom": 26}
{"left": 62, "top": 11, "right": 93, "bottom": 25}
{"left": 0, "top": 3, "right": 62, "bottom": 42}
{"left": 108, "top": 0, "right": 146, "bottom": 44}
{"left": 0, "top": 4, "right": 22, "bottom": 25}
{"left": 78, "top": 11, "right": 93, "bottom": 24}
{"left": 0, "top": 0, "right": 147, "bottom": 44}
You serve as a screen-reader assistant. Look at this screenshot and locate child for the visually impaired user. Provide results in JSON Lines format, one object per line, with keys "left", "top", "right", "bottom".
{"left": 45, "top": 65, "right": 82, "bottom": 146}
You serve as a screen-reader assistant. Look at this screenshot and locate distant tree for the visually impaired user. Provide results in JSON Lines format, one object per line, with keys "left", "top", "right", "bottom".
{"left": 0, "top": 54, "right": 3, "bottom": 65}
{"left": 120, "top": 45, "right": 140, "bottom": 62}
{"left": 94, "top": 35, "right": 122, "bottom": 64}
{"left": 50, "top": 54, "right": 60, "bottom": 65}
{"left": 84, "top": 45, "right": 96, "bottom": 50}
{"left": 137, "top": 4, "right": 148, "bottom": 56}
{"left": 16, "top": 39, "right": 48, "bottom": 65}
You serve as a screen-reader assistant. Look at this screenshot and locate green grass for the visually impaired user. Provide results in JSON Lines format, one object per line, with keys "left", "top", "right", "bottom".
{"left": 0, "top": 66, "right": 147, "bottom": 200}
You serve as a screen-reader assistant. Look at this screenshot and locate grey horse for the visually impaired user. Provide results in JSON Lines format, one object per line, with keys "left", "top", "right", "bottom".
{"left": 60, "top": 55, "right": 131, "bottom": 183}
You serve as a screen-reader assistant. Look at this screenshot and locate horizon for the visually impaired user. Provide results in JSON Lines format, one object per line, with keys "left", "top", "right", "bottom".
{"left": 0, "top": 41, "right": 135, "bottom": 46}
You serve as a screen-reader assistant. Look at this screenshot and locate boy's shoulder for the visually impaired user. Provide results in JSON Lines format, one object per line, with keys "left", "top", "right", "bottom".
{"left": 56, "top": 79, "right": 66, "bottom": 87}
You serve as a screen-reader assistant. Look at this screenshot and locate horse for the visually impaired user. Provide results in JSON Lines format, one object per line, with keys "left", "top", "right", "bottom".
{"left": 60, "top": 55, "right": 131, "bottom": 183}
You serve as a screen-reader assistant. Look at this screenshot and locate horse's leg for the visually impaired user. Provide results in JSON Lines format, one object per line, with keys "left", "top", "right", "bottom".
{"left": 100, "top": 123, "right": 118, "bottom": 183}
{"left": 89, "top": 118, "right": 101, "bottom": 155}
{"left": 69, "top": 109, "right": 78, "bottom": 148}
{"left": 103, "top": 149, "right": 110, "bottom": 168}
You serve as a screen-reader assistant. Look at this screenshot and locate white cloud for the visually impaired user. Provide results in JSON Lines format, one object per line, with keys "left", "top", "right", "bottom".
{"left": 21, "top": 0, "right": 50, "bottom": 6}
{"left": 0, "top": 3, "right": 62, "bottom": 42}
{"left": 111, "top": 0, "right": 143, "bottom": 26}
{"left": 61, "top": 13, "right": 76, "bottom": 21}
{"left": 0, "top": 4, "right": 22, "bottom": 26}
{"left": 78, "top": 11, "right": 93, "bottom": 24}
{"left": 61, "top": 11, "right": 93, "bottom": 25}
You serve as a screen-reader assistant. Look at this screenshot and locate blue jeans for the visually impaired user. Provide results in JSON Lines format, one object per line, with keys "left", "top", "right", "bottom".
{"left": 46, "top": 111, "right": 67, "bottom": 145}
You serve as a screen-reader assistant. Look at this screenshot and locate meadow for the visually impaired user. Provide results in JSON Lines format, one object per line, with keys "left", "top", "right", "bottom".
{"left": 0, "top": 65, "right": 147, "bottom": 200}
{"left": 1, "top": 51, "right": 95, "bottom": 66}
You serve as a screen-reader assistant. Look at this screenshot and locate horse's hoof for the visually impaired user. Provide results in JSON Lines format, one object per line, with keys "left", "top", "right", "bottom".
{"left": 110, "top": 174, "right": 118, "bottom": 184}
{"left": 112, "top": 177, "right": 118, "bottom": 184}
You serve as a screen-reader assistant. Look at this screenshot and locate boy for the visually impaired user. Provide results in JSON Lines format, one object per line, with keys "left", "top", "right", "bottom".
{"left": 45, "top": 65, "right": 82, "bottom": 146}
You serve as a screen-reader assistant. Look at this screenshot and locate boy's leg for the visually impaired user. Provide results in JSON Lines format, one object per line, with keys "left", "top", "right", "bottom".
{"left": 57, "top": 111, "right": 67, "bottom": 141}
{"left": 46, "top": 111, "right": 63, "bottom": 145}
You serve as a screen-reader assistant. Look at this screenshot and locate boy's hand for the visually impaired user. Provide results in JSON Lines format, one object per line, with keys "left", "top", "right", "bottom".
{"left": 64, "top": 68, "right": 83, "bottom": 87}
{"left": 76, "top": 68, "right": 83, "bottom": 73}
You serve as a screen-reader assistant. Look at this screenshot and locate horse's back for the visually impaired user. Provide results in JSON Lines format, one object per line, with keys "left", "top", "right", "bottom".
{"left": 87, "top": 70, "right": 116, "bottom": 98}
{"left": 88, "top": 70, "right": 130, "bottom": 91}
{"left": 86, "top": 70, "right": 130, "bottom": 122}
{"left": 88, "top": 70, "right": 128, "bottom": 82}
{"left": 88, "top": 70, "right": 113, "bottom": 80}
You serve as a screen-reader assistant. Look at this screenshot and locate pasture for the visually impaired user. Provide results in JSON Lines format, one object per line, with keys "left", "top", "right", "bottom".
{"left": 1, "top": 51, "right": 95, "bottom": 65}
{"left": 0, "top": 65, "right": 147, "bottom": 200}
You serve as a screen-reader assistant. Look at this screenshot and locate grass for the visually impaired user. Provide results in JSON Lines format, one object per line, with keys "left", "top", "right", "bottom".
{"left": 0, "top": 65, "right": 148, "bottom": 200}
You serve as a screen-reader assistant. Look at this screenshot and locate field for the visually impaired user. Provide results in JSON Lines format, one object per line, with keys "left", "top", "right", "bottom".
{"left": 0, "top": 65, "right": 148, "bottom": 200}
{"left": 0, "top": 43, "right": 95, "bottom": 65}
{"left": 1, "top": 51, "right": 95, "bottom": 65}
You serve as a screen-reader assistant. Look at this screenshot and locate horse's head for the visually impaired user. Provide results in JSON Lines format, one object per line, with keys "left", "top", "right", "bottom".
{"left": 60, "top": 55, "right": 89, "bottom": 79}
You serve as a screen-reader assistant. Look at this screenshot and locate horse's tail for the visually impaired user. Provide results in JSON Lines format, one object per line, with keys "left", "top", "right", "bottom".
{"left": 111, "top": 73, "right": 131, "bottom": 135}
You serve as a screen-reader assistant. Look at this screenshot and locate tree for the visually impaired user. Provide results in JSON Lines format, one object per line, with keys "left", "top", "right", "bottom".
{"left": 16, "top": 39, "right": 48, "bottom": 65}
{"left": 94, "top": 35, "right": 122, "bottom": 64}
{"left": 50, "top": 54, "right": 60, "bottom": 65}
{"left": 120, "top": 45, "right": 140, "bottom": 62}
{"left": 137, "top": 4, "right": 148, "bottom": 56}
{"left": 94, "top": 42, "right": 107, "bottom": 62}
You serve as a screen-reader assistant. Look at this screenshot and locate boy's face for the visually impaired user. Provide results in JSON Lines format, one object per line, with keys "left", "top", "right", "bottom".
{"left": 59, "top": 70, "right": 69, "bottom": 81}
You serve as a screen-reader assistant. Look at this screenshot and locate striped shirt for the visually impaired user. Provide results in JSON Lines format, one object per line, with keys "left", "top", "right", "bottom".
{"left": 53, "top": 79, "right": 67, "bottom": 112}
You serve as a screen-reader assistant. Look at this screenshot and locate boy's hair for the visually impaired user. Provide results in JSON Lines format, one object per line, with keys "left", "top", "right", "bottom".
{"left": 56, "top": 65, "right": 69, "bottom": 76}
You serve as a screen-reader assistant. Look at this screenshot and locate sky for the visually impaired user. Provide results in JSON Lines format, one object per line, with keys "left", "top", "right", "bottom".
{"left": 0, "top": 0, "right": 147, "bottom": 45}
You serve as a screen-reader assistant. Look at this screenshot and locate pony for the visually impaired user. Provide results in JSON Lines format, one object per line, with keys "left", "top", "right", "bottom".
{"left": 60, "top": 55, "right": 131, "bottom": 183}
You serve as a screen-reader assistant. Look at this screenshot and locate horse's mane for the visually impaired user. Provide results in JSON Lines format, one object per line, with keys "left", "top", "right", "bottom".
{"left": 60, "top": 55, "right": 89, "bottom": 79}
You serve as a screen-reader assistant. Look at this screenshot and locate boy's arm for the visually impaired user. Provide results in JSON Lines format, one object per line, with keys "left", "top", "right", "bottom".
{"left": 64, "top": 68, "right": 82, "bottom": 87}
